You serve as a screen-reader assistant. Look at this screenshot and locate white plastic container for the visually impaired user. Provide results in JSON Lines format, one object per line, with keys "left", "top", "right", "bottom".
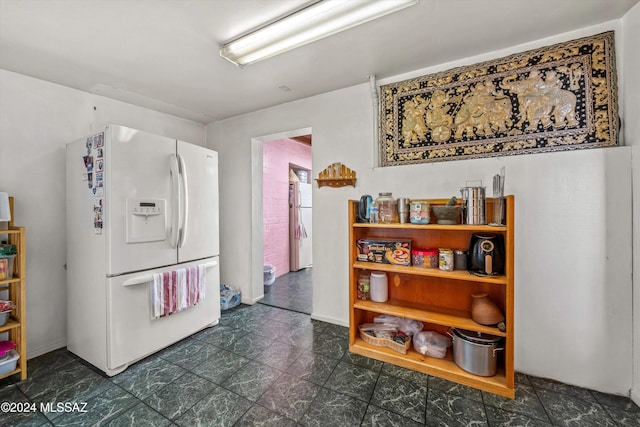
{"left": 0, "top": 350, "right": 19, "bottom": 375}
{"left": 370, "top": 271, "right": 388, "bottom": 302}
{"left": 0, "top": 311, "right": 10, "bottom": 327}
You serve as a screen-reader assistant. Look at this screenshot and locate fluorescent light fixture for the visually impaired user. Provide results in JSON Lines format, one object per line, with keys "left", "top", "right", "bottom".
{"left": 220, "top": 0, "right": 418, "bottom": 66}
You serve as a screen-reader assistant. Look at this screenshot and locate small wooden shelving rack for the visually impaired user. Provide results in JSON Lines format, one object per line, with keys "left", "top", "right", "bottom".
{"left": 0, "top": 196, "right": 27, "bottom": 381}
{"left": 348, "top": 196, "right": 514, "bottom": 398}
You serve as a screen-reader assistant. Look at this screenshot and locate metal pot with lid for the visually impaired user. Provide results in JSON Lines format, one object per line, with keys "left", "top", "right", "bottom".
{"left": 451, "top": 328, "right": 504, "bottom": 377}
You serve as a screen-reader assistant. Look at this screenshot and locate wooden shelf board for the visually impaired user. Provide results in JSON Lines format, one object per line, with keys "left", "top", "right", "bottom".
{"left": 0, "top": 367, "right": 21, "bottom": 380}
{"left": 350, "top": 338, "right": 514, "bottom": 398}
{"left": 354, "top": 299, "right": 506, "bottom": 336}
{"left": 316, "top": 178, "right": 356, "bottom": 188}
{"left": 0, "top": 229, "right": 22, "bottom": 234}
{"left": 0, "top": 318, "right": 20, "bottom": 333}
{"left": 0, "top": 277, "right": 21, "bottom": 286}
{"left": 353, "top": 223, "right": 507, "bottom": 232}
{"left": 353, "top": 262, "right": 507, "bottom": 284}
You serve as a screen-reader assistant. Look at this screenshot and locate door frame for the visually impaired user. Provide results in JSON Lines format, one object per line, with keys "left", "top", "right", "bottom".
{"left": 250, "top": 127, "right": 312, "bottom": 303}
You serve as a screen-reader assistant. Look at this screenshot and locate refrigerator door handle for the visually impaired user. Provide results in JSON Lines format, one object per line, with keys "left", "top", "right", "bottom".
{"left": 122, "top": 260, "right": 219, "bottom": 287}
{"left": 169, "top": 154, "right": 180, "bottom": 249}
{"left": 177, "top": 154, "right": 188, "bottom": 248}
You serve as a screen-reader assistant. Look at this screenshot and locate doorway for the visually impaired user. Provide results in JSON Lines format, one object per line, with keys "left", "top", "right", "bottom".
{"left": 257, "top": 131, "right": 313, "bottom": 314}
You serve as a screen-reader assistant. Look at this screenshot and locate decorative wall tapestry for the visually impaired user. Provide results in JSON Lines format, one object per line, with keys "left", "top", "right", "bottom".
{"left": 379, "top": 31, "right": 618, "bottom": 166}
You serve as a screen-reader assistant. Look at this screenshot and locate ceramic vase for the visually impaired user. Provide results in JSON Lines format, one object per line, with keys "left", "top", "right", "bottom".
{"left": 470, "top": 292, "right": 504, "bottom": 325}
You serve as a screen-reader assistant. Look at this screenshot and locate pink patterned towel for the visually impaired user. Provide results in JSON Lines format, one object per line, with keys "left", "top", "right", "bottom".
{"left": 151, "top": 265, "right": 205, "bottom": 319}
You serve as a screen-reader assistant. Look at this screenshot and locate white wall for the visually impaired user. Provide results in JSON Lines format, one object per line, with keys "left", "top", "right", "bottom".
{"left": 207, "top": 21, "right": 634, "bottom": 395}
{"left": 622, "top": 2, "right": 640, "bottom": 405}
{"left": 0, "top": 69, "right": 205, "bottom": 358}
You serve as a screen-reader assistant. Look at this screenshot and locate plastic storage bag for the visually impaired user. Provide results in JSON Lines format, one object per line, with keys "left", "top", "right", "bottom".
{"left": 413, "top": 331, "right": 452, "bottom": 358}
{"left": 220, "top": 284, "right": 241, "bottom": 310}
{"left": 373, "top": 315, "right": 423, "bottom": 336}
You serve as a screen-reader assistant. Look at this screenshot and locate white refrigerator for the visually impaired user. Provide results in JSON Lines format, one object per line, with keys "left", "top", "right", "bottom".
{"left": 66, "top": 124, "right": 220, "bottom": 376}
{"left": 289, "top": 182, "right": 312, "bottom": 271}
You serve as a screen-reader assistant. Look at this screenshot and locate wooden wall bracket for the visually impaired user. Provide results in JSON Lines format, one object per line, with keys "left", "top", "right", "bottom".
{"left": 316, "top": 163, "right": 356, "bottom": 188}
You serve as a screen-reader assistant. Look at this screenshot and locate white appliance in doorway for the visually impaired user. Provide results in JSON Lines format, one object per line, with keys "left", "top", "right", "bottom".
{"left": 66, "top": 124, "right": 220, "bottom": 376}
{"left": 289, "top": 181, "right": 312, "bottom": 271}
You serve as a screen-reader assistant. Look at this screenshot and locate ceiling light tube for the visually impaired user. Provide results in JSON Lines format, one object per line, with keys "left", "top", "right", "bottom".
{"left": 220, "top": 0, "right": 418, "bottom": 66}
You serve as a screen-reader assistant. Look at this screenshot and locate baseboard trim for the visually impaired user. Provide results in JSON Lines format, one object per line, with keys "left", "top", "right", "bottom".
{"left": 242, "top": 294, "right": 263, "bottom": 305}
{"left": 310, "top": 312, "right": 348, "bottom": 327}
{"left": 27, "top": 339, "right": 67, "bottom": 360}
{"left": 631, "top": 388, "right": 640, "bottom": 407}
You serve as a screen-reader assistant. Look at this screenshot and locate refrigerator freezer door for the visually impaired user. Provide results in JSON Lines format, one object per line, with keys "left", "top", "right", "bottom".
{"left": 299, "top": 182, "right": 312, "bottom": 208}
{"left": 107, "top": 125, "right": 177, "bottom": 275}
{"left": 176, "top": 141, "right": 220, "bottom": 263}
{"left": 106, "top": 257, "right": 220, "bottom": 373}
{"left": 290, "top": 183, "right": 312, "bottom": 271}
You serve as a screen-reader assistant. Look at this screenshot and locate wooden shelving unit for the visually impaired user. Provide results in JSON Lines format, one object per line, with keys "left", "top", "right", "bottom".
{"left": 0, "top": 196, "right": 27, "bottom": 381}
{"left": 348, "top": 196, "right": 514, "bottom": 398}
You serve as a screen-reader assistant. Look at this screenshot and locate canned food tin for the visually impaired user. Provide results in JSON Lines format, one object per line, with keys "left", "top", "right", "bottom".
{"left": 438, "top": 248, "right": 454, "bottom": 271}
{"left": 454, "top": 249, "right": 468, "bottom": 270}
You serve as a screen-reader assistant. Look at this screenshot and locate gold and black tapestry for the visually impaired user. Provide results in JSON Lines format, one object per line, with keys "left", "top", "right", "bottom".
{"left": 379, "top": 31, "right": 618, "bottom": 166}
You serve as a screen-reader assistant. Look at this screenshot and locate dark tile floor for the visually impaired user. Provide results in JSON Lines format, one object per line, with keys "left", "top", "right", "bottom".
{"left": 1, "top": 303, "right": 639, "bottom": 426}
{"left": 260, "top": 268, "right": 312, "bottom": 314}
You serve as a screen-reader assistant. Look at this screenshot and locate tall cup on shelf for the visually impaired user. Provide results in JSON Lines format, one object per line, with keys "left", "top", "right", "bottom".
{"left": 397, "top": 198, "right": 410, "bottom": 223}
{"left": 492, "top": 197, "right": 505, "bottom": 225}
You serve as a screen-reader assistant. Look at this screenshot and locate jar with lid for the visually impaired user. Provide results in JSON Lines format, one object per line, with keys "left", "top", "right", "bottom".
{"left": 370, "top": 271, "right": 388, "bottom": 302}
{"left": 411, "top": 248, "right": 439, "bottom": 269}
{"left": 375, "top": 192, "right": 396, "bottom": 224}
{"left": 438, "top": 248, "right": 454, "bottom": 272}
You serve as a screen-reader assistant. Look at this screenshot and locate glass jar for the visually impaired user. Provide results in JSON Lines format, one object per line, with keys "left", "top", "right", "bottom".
{"left": 375, "top": 192, "right": 396, "bottom": 224}
{"left": 357, "top": 272, "right": 370, "bottom": 300}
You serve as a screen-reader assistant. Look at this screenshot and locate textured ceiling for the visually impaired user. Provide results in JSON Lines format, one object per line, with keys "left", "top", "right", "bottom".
{"left": 1, "top": 0, "right": 637, "bottom": 123}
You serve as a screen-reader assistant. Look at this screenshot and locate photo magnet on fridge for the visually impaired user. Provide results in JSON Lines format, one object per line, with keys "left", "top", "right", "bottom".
{"left": 94, "top": 199, "right": 103, "bottom": 215}
{"left": 83, "top": 155, "right": 93, "bottom": 172}
{"left": 93, "top": 132, "right": 104, "bottom": 148}
{"left": 85, "top": 136, "right": 93, "bottom": 154}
